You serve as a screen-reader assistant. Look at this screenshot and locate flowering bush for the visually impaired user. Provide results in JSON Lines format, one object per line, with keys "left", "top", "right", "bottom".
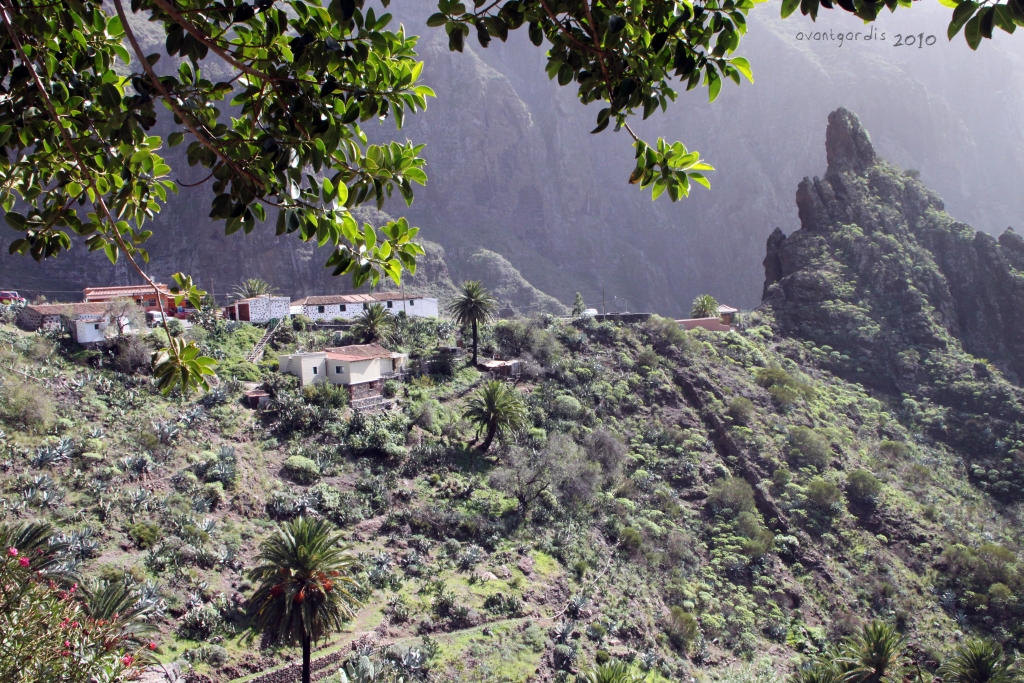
{"left": 0, "top": 549, "right": 150, "bottom": 682}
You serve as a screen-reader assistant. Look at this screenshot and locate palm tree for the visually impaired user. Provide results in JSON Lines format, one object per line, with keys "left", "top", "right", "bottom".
{"left": 81, "top": 579, "right": 159, "bottom": 647}
{"left": 464, "top": 380, "right": 527, "bottom": 453}
{"left": 837, "top": 621, "right": 907, "bottom": 683}
{"left": 448, "top": 280, "right": 496, "bottom": 365}
{"left": 580, "top": 662, "right": 639, "bottom": 683}
{"left": 245, "top": 517, "right": 361, "bottom": 683}
{"left": 232, "top": 278, "right": 276, "bottom": 299}
{"left": 691, "top": 294, "right": 719, "bottom": 319}
{"left": 938, "top": 639, "right": 1021, "bottom": 683}
{"left": 351, "top": 303, "right": 394, "bottom": 344}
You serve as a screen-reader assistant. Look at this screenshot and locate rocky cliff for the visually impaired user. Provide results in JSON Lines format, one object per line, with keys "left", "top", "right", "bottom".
{"left": 762, "top": 109, "right": 1024, "bottom": 494}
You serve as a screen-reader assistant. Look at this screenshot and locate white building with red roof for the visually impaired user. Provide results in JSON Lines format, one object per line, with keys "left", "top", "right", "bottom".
{"left": 277, "top": 343, "right": 409, "bottom": 399}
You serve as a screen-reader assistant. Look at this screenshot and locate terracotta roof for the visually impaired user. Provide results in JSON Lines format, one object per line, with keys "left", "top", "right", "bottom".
{"left": 294, "top": 292, "right": 428, "bottom": 306}
{"left": 325, "top": 352, "right": 375, "bottom": 362}
{"left": 83, "top": 284, "right": 170, "bottom": 299}
{"left": 323, "top": 343, "right": 399, "bottom": 360}
{"left": 27, "top": 303, "right": 110, "bottom": 316}
{"left": 717, "top": 305, "right": 739, "bottom": 313}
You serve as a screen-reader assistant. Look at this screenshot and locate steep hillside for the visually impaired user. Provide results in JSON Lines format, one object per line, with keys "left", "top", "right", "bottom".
{"left": 3, "top": 289, "right": 1024, "bottom": 681}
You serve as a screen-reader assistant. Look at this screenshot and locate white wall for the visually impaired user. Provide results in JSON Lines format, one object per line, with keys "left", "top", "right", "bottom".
{"left": 300, "top": 297, "right": 439, "bottom": 321}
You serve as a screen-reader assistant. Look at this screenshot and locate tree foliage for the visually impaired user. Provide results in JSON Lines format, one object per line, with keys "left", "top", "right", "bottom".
{"left": 448, "top": 280, "right": 496, "bottom": 365}
{"left": 245, "top": 516, "right": 361, "bottom": 683}
{"left": 464, "top": 379, "right": 527, "bottom": 452}
{"left": 351, "top": 302, "right": 395, "bottom": 344}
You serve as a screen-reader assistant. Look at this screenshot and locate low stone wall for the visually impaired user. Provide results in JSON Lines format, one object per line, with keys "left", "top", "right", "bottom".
{"left": 234, "top": 648, "right": 349, "bottom": 683}
{"left": 592, "top": 313, "right": 653, "bottom": 324}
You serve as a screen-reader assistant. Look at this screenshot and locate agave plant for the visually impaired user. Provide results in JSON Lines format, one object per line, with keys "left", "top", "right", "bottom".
{"left": 552, "top": 619, "right": 578, "bottom": 644}
{"left": 580, "top": 662, "right": 639, "bottom": 683}
{"left": 154, "top": 420, "right": 180, "bottom": 446}
{"left": 456, "top": 545, "right": 484, "bottom": 571}
{"left": 566, "top": 593, "right": 590, "bottom": 619}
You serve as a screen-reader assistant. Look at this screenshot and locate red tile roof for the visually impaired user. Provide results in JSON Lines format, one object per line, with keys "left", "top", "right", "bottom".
{"left": 27, "top": 303, "right": 110, "bottom": 316}
{"left": 323, "top": 343, "right": 397, "bottom": 360}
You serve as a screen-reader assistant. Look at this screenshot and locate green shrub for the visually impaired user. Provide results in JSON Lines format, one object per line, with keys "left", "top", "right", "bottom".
{"left": 595, "top": 650, "right": 610, "bottom": 665}
{"left": 879, "top": 440, "right": 909, "bottom": 459}
{"left": 665, "top": 606, "right": 700, "bottom": 651}
{"left": 756, "top": 367, "right": 813, "bottom": 409}
{"left": 772, "top": 466, "right": 792, "bottom": 488}
{"left": 788, "top": 426, "right": 832, "bottom": 470}
{"left": 805, "top": 477, "right": 842, "bottom": 513}
{"left": 292, "top": 314, "right": 312, "bottom": 331}
{"left": 635, "top": 347, "right": 660, "bottom": 369}
{"left": 0, "top": 380, "right": 54, "bottom": 432}
{"left": 846, "top": 469, "right": 882, "bottom": 506}
{"left": 706, "top": 477, "right": 756, "bottom": 518}
{"left": 127, "top": 521, "right": 161, "bottom": 549}
{"left": 203, "top": 481, "right": 226, "bottom": 508}
{"left": 552, "top": 394, "right": 582, "bottom": 419}
{"left": 221, "top": 360, "right": 261, "bottom": 381}
{"left": 643, "top": 315, "right": 693, "bottom": 352}
{"left": 727, "top": 396, "right": 755, "bottom": 424}
{"left": 283, "top": 455, "right": 320, "bottom": 484}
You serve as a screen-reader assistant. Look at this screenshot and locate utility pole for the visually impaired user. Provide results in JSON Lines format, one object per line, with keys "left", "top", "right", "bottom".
{"left": 602, "top": 285, "right": 606, "bottom": 316}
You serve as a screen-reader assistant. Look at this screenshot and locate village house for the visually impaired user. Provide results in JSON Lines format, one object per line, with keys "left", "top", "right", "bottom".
{"left": 291, "top": 293, "right": 439, "bottom": 322}
{"left": 677, "top": 304, "right": 739, "bottom": 332}
{"left": 277, "top": 344, "right": 409, "bottom": 402}
{"left": 224, "top": 294, "right": 291, "bottom": 323}
{"left": 16, "top": 303, "right": 125, "bottom": 345}
{"left": 83, "top": 284, "right": 176, "bottom": 314}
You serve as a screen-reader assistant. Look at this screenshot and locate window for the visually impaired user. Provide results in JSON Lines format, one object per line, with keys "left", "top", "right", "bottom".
{"left": 147, "top": 298, "right": 156, "bottom": 306}
{"left": 340, "top": 304, "right": 346, "bottom": 312}
{"left": 386, "top": 301, "right": 393, "bottom": 308}
{"left": 335, "top": 366, "right": 344, "bottom": 374}
{"left": 317, "top": 305, "right": 325, "bottom": 313}
{"left": 362, "top": 303, "right": 368, "bottom": 310}
{"left": 410, "top": 299, "right": 416, "bottom": 306}
{"left": 94, "top": 324, "right": 100, "bottom": 330}
{"left": 312, "top": 366, "right": 318, "bottom": 375}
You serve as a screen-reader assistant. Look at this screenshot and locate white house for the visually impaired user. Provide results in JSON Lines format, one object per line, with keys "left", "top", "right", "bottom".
{"left": 278, "top": 344, "right": 408, "bottom": 400}
{"left": 17, "top": 303, "right": 124, "bottom": 345}
{"left": 224, "top": 295, "right": 291, "bottom": 323}
{"left": 291, "top": 293, "right": 439, "bottom": 322}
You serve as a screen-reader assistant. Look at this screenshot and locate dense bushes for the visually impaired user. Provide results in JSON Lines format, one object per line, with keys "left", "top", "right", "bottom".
{"left": 283, "top": 455, "right": 320, "bottom": 484}
{"left": 846, "top": 469, "right": 882, "bottom": 506}
{"left": 706, "top": 477, "right": 756, "bottom": 517}
{"left": 787, "top": 426, "right": 832, "bottom": 470}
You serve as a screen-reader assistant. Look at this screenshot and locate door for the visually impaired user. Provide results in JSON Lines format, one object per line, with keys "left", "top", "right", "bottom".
{"left": 238, "top": 303, "right": 250, "bottom": 321}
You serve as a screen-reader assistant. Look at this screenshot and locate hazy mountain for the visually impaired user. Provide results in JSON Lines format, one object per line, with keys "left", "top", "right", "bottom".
{"left": 2, "top": 2, "right": 1021, "bottom": 316}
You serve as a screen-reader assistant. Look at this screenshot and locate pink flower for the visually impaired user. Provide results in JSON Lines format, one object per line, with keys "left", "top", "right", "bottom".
{"left": 121, "top": 655, "right": 134, "bottom": 667}
{"left": 18, "top": 557, "right": 29, "bottom": 567}
{"left": 6, "top": 547, "right": 16, "bottom": 557}
{"left": 64, "top": 640, "right": 70, "bottom": 648}
{"left": 148, "top": 643, "right": 157, "bottom": 651}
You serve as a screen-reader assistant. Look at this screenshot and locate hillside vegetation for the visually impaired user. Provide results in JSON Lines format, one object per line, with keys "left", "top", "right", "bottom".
{"left": 3, "top": 111, "right": 1024, "bottom": 683}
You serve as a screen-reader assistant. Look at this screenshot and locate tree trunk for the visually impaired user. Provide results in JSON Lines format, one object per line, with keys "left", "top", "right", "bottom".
{"left": 480, "top": 423, "right": 496, "bottom": 453}
{"left": 472, "top": 319, "right": 479, "bottom": 366}
{"left": 302, "top": 634, "right": 311, "bottom": 683}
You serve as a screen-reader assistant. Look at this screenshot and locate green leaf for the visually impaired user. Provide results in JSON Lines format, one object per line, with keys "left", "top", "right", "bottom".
{"left": 707, "top": 71, "right": 722, "bottom": 103}
{"left": 949, "top": 1, "right": 979, "bottom": 39}
{"left": 964, "top": 13, "right": 983, "bottom": 48}
{"left": 730, "top": 57, "right": 754, "bottom": 83}
{"left": 781, "top": 0, "right": 801, "bottom": 18}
